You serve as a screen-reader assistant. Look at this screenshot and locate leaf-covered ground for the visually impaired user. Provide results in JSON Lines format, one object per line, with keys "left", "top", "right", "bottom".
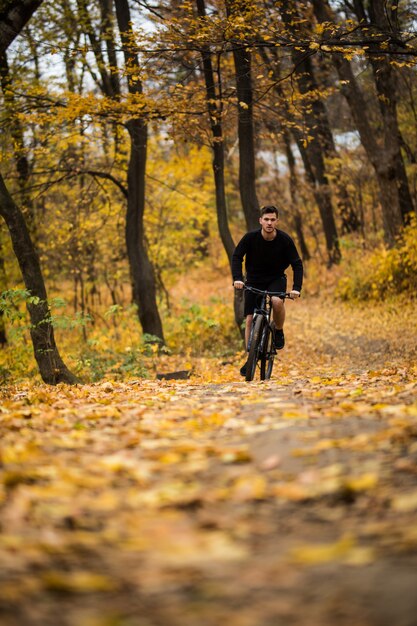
{"left": 1, "top": 298, "right": 417, "bottom": 626}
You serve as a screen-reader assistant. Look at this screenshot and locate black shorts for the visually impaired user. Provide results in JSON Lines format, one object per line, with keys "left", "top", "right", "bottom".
{"left": 244, "top": 277, "right": 287, "bottom": 316}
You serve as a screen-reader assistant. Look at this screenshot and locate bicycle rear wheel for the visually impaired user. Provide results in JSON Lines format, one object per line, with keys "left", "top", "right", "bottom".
{"left": 245, "top": 315, "right": 264, "bottom": 381}
{"left": 260, "top": 325, "right": 274, "bottom": 380}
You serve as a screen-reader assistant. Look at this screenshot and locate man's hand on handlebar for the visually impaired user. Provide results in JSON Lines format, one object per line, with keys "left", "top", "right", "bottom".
{"left": 234, "top": 282, "right": 300, "bottom": 299}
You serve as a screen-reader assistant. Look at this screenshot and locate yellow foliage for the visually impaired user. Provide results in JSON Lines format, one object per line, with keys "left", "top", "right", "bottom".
{"left": 336, "top": 216, "right": 417, "bottom": 301}
{"left": 146, "top": 139, "right": 216, "bottom": 283}
{"left": 165, "top": 297, "right": 238, "bottom": 355}
{"left": 291, "top": 535, "right": 375, "bottom": 566}
{"left": 42, "top": 570, "right": 117, "bottom": 593}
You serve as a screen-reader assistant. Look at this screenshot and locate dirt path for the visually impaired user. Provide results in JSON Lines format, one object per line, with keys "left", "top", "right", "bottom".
{"left": 1, "top": 298, "right": 417, "bottom": 626}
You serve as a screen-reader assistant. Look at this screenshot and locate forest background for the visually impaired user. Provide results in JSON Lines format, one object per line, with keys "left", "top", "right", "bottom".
{"left": 2, "top": 3, "right": 417, "bottom": 625}
{"left": 0, "top": 0, "right": 417, "bottom": 384}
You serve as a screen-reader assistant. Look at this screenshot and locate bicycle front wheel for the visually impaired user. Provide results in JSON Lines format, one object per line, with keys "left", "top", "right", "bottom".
{"left": 246, "top": 315, "right": 264, "bottom": 381}
{"left": 260, "top": 325, "right": 274, "bottom": 380}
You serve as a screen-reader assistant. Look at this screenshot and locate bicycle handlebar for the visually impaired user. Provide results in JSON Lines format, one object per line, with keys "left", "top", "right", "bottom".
{"left": 243, "top": 285, "right": 295, "bottom": 299}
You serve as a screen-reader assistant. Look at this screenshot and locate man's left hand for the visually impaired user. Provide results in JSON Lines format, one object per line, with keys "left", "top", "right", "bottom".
{"left": 290, "top": 290, "right": 300, "bottom": 299}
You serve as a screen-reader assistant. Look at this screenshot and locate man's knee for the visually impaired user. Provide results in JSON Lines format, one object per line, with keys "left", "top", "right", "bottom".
{"left": 272, "top": 297, "right": 284, "bottom": 311}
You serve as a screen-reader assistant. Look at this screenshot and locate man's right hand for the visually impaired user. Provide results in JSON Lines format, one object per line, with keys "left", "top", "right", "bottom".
{"left": 234, "top": 281, "right": 244, "bottom": 290}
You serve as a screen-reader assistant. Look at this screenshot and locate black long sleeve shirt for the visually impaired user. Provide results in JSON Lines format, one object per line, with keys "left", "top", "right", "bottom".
{"left": 232, "top": 228, "right": 303, "bottom": 292}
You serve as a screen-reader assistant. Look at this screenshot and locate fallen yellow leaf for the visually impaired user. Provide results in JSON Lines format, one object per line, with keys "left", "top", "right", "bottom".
{"left": 42, "top": 571, "right": 117, "bottom": 593}
{"left": 291, "top": 534, "right": 357, "bottom": 565}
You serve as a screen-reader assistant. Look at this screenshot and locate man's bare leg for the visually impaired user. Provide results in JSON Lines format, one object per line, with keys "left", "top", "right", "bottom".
{"left": 271, "top": 297, "right": 285, "bottom": 330}
{"left": 271, "top": 297, "right": 286, "bottom": 349}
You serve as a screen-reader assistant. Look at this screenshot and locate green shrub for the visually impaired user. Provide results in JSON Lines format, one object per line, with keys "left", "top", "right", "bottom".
{"left": 74, "top": 345, "right": 149, "bottom": 381}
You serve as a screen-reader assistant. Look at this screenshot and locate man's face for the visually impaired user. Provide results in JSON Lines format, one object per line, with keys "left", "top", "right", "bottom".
{"left": 259, "top": 212, "right": 278, "bottom": 233}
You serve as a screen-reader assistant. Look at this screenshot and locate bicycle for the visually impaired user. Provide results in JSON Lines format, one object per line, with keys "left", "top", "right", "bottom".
{"left": 244, "top": 286, "right": 294, "bottom": 382}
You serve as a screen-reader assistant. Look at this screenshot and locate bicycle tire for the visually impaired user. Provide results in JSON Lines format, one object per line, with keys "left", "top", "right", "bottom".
{"left": 260, "top": 326, "right": 274, "bottom": 380}
{"left": 246, "top": 315, "right": 264, "bottom": 381}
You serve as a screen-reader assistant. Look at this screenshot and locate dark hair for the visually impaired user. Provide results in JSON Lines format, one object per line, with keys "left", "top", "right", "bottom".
{"left": 260, "top": 205, "right": 279, "bottom": 218}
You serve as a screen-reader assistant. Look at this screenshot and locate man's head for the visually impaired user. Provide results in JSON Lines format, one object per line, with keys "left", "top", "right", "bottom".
{"left": 259, "top": 205, "right": 279, "bottom": 237}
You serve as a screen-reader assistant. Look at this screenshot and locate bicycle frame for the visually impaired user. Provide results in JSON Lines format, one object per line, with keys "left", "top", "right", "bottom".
{"left": 247, "top": 292, "right": 271, "bottom": 351}
{"left": 244, "top": 286, "right": 292, "bottom": 382}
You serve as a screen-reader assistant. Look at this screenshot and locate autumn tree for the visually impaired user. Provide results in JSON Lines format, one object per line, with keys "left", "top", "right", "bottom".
{"left": 310, "top": 0, "right": 415, "bottom": 244}
{"left": 225, "top": 0, "right": 261, "bottom": 231}
{"left": 113, "top": 0, "right": 164, "bottom": 342}
{"left": 195, "top": 0, "right": 235, "bottom": 266}
{"left": 271, "top": 3, "right": 340, "bottom": 264}
{"left": 54, "top": 0, "right": 164, "bottom": 340}
{"left": 0, "top": 0, "right": 79, "bottom": 384}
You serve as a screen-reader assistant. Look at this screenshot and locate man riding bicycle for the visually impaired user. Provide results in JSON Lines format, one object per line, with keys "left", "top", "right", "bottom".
{"left": 232, "top": 205, "right": 304, "bottom": 376}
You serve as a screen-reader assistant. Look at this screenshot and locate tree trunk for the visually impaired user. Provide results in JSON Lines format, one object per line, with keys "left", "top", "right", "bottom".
{"left": 368, "top": 57, "right": 414, "bottom": 223}
{"left": 0, "top": 0, "right": 43, "bottom": 55}
{"left": 196, "top": 0, "right": 235, "bottom": 266}
{"left": 0, "top": 174, "right": 79, "bottom": 383}
{"left": 0, "top": 245, "right": 7, "bottom": 346}
{"left": 196, "top": 0, "right": 244, "bottom": 337}
{"left": 0, "top": 0, "right": 78, "bottom": 384}
{"left": 0, "top": 51, "right": 35, "bottom": 227}
{"left": 259, "top": 42, "right": 340, "bottom": 264}
{"left": 77, "top": 0, "right": 115, "bottom": 96}
{"left": 125, "top": 119, "right": 164, "bottom": 341}
{"left": 232, "top": 44, "right": 260, "bottom": 230}
{"left": 226, "top": 1, "right": 260, "bottom": 230}
{"left": 288, "top": 58, "right": 340, "bottom": 263}
{"left": 115, "top": 0, "right": 164, "bottom": 342}
{"left": 332, "top": 53, "right": 404, "bottom": 243}
{"left": 312, "top": 0, "right": 412, "bottom": 243}
{"left": 212, "top": 141, "right": 236, "bottom": 263}
{"left": 278, "top": 4, "right": 340, "bottom": 263}
{"left": 283, "top": 130, "right": 311, "bottom": 260}
{"left": 366, "top": 0, "right": 414, "bottom": 222}
{"left": 98, "top": 0, "right": 120, "bottom": 96}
